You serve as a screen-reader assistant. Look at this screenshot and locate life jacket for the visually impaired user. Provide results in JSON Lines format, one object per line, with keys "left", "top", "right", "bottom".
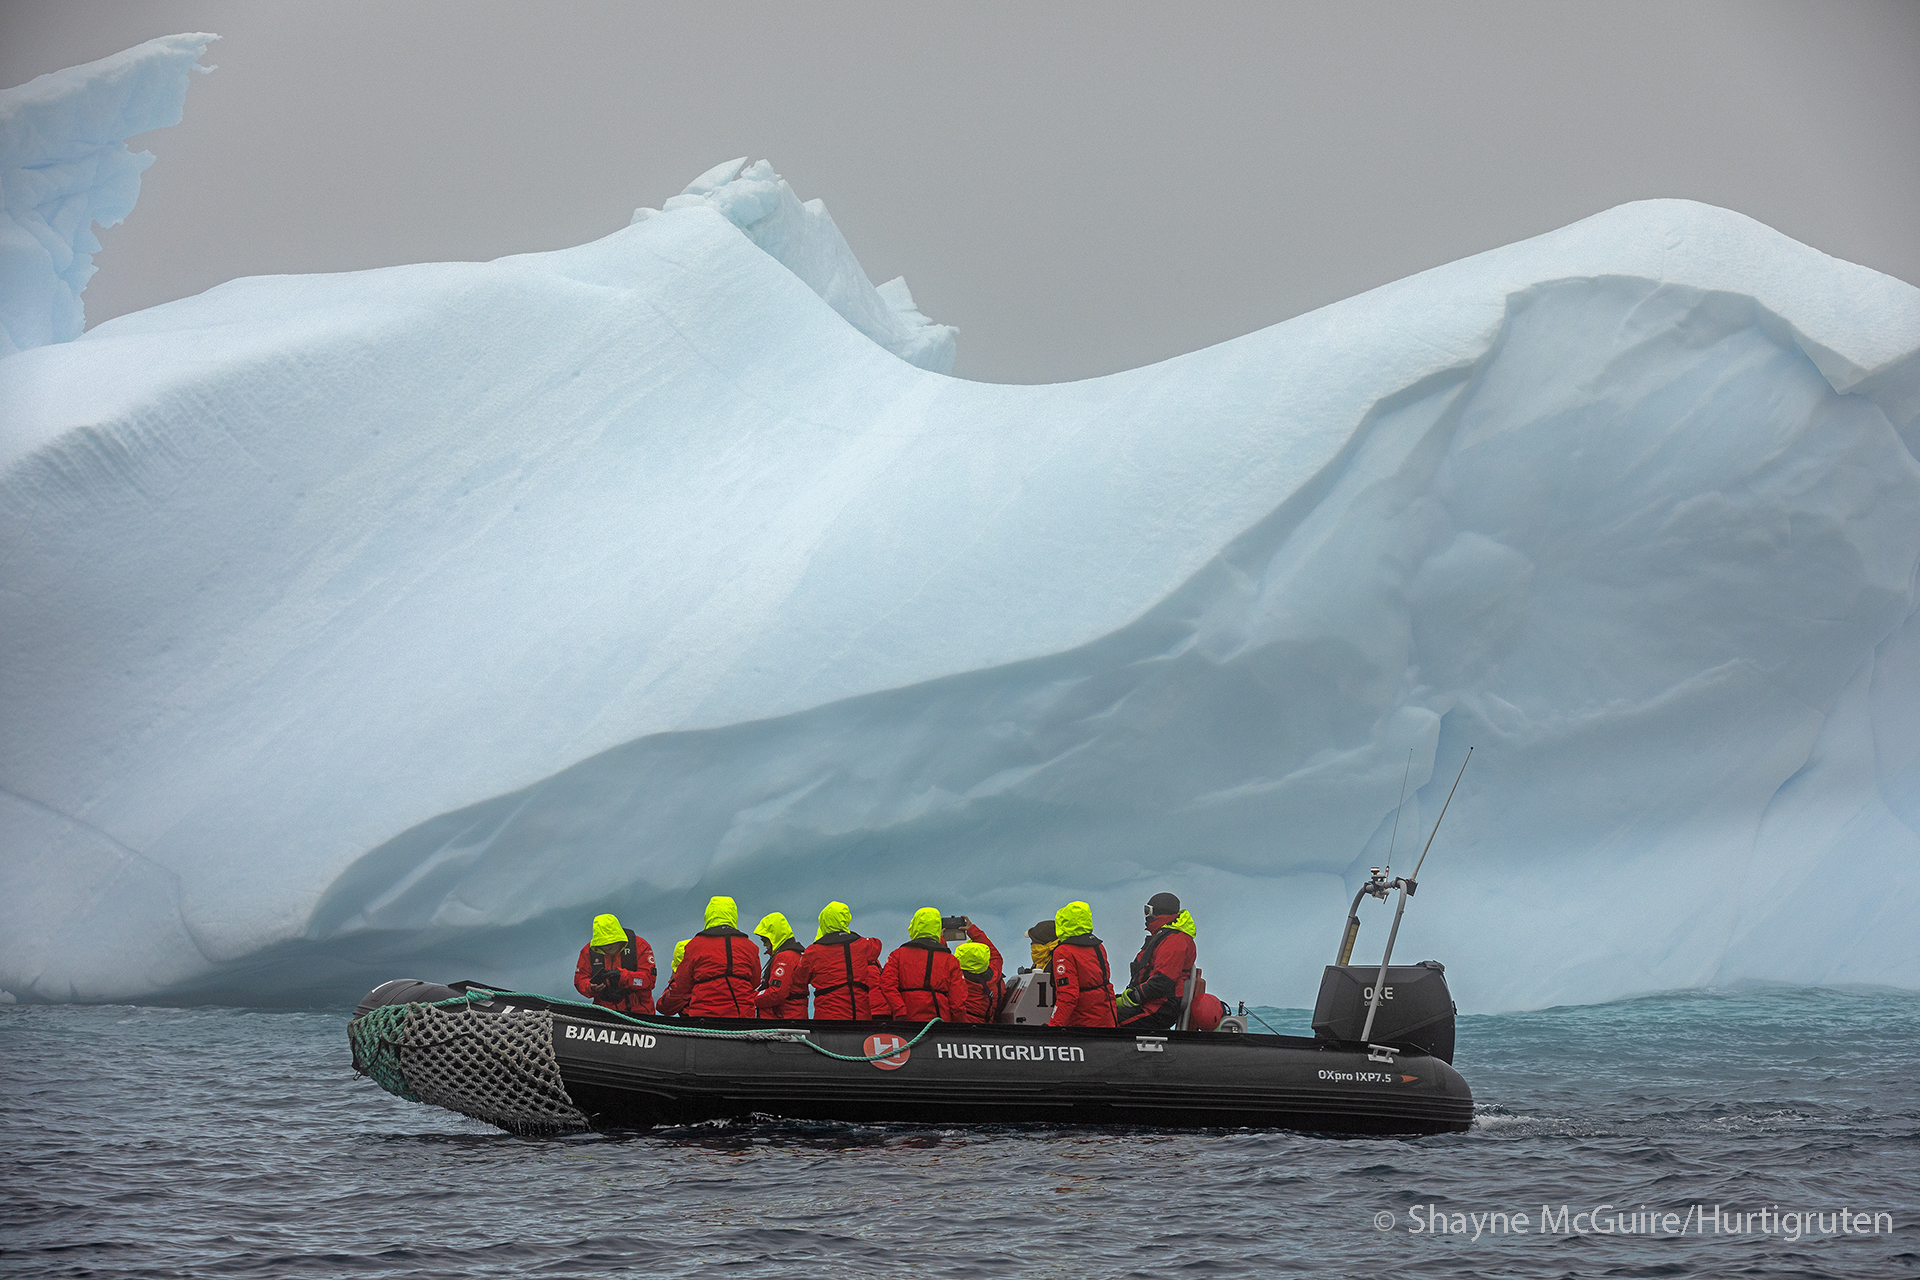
{"left": 680, "top": 926, "right": 758, "bottom": 1016}
{"left": 572, "top": 930, "right": 656, "bottom": 1015}
{"left": 958, "top": 967, "right": 1005, "bottom": 1024}
{"left": 1048, "top": 934, "right": 1117, "bottom": 1028}
{"left": 806, "top": 931, "right": 874, "bottom": 1020}
{"left": 884, "top": 937, "right": 964, "bottom": 1021}
{"left": 1121, "top": 918, "right": 1197, "bottom": 1027}
{"left": 755, "top": 937, "right": 809, "bottom": 1019}
{"left": 759, "top": 937, "right": 805, "bottom": 982}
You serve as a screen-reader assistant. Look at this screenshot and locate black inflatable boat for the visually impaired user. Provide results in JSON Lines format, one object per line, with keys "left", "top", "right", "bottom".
{"left": 348, "top": 763, "right": 1479, "bottom": 1138}
{"left": 346, "top": 961, "right": 1471, "bottom": 1137}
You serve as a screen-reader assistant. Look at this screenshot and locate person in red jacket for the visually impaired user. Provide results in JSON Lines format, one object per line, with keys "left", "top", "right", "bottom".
{"left": 948, "top": 917, "right": 1003, "bottom": 978}
{"left": 1114, "top": 892, "right": 1198, "bottom": 1029}
{"left": 752, "top": 911, "right": 810, "bottom": 1019}
{"left": 954, "top": 941, "right": 1004, "bottom": 1023}
{"left": 877, "top": 907, "right": 969, "bottom": 1022}
{"left": 572, "top": 913, "right": 656, "bottom": 1015}
{"left": 1047, "top": 901, "right": 1116, "bottom": 1027}
{"left": 796, "top": 901, "right": 886, "bottom": 1020}
{"left": 857, "top": 935, "right": 894, "bottom": 1019}
{"left": 657, "top": 896, "right": 759, "bottom": 1017}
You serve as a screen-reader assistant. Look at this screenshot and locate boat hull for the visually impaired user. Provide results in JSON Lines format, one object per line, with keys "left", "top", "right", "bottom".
{"left": 556, "top": 1012, "right": 1472, "bottom": 1135}
{"left": 348, "top": 986, "right": 1472, "bottom": 1136}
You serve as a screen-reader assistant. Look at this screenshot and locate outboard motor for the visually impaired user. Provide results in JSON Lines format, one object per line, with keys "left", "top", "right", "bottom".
{"left": 997, "top": 969, "right": 1055, "bottom": 1024}
{"left": 1311, "top": 961, "right": 1456, "bottom": 1062}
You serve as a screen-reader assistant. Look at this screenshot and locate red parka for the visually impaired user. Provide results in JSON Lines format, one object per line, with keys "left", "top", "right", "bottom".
{"left": 878, "top": 939, "right": 969, "bottom": 1022}
{"left": 799, "top": 931, "right": 886, "bottom": 1020}
{"left": 1118, "top": 912, "right": 1197, "bottom": 1028}
{"left": 1048, "top": 935, "right": 1117, "bottom": 1027}
{"left": 858, "top": 937, "right": 895, "bottom": 1019}
{"left": 572, "top": 932, "right": 656, "bottom": 1016}
{"left": 954, "top": 924, "right": 1005, "bottom": 1024}
{"left": 657, "top": 926, "right": 760, "bottom": 1017}
{"left": 753, "top": 939, "right": 810, "bottom": 1019}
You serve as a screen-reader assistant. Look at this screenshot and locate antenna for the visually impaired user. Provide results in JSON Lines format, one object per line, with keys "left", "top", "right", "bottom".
{"left": 1385, "top": 748, "right": 1412, "bottom": 866}
{"left": 1360, "top": 747, "right": 1473, "bottom": 1045}
{"left": 1335, "top": 749, "right": 1413, "bottom": 965}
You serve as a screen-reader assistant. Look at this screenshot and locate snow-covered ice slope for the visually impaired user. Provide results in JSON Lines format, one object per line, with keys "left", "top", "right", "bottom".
{"left": 2, "top": 159, "right": 1917, "bottom": 1008}
{"left": 0, "top": 34, "right": 216, "bottom": 358}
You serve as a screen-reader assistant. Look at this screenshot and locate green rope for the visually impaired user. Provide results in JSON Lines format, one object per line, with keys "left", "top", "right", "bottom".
{"left": 786, "top": 1019, "right": 942, "bottom": 1062}
{"left": 437, "top": 986, "right": 946, "bottom": 1062}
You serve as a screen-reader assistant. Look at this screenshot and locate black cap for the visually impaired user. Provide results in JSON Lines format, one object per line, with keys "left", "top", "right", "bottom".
{"left": 1027, "top": 919, "right": 1057, "bottom": 943}
{"left": 1145, "top": 892, "right": 1181, "bottom": 918}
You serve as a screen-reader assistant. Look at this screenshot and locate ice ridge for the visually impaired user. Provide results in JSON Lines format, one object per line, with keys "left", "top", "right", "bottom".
{"left": 0, "top": 33, "right": 217, "bottom": 358}
{"left": 639, "top": 157, "right": 956, "bottom": 373}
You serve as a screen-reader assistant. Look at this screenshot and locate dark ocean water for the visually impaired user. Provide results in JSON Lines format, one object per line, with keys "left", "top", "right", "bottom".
{"left": 2, "top": 986, "right": 1916, "bottom": 1279}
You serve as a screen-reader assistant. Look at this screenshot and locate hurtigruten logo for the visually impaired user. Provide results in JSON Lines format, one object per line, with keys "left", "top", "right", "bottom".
{"left": 934, "top": 1042, "right": 1086, "bottom": 1063}
{"left": 864, "top": 1033, "right": 911, "bottom": 1069}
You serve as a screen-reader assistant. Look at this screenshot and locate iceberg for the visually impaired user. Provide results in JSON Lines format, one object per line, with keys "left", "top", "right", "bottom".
{"left": 1, "top": 132, "right": 1916, "bottom": 1008}
{"left": 0, "top": 33, "right": 217, "bottom": 358}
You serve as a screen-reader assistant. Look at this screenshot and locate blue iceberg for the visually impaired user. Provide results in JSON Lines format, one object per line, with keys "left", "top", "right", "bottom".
{"left": 1, "top": 44, "right": 1916, "bottom": 1010}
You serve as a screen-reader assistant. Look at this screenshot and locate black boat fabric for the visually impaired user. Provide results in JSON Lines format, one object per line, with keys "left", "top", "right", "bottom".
{"left": 348, "top": 985, "right": 1472, "bottom": 1137}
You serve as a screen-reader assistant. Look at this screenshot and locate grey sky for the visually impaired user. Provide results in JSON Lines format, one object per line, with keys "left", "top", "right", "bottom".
{"left": 3, "top": 1, "right": 1916, "bottom": 384}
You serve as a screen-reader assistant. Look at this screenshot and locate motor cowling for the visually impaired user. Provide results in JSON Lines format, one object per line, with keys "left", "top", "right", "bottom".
{"left": 1310, "top": 960, "right": 1455, "bottom": 1062}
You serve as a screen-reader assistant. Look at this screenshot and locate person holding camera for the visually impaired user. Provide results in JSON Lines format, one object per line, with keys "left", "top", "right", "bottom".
{"left": 954, "top": 942, "right": 1005, "bottom": 1023}
{"left": 572, "top": 912, "right": 657, "bottom": 1015}
{"left": 877, "top": 907, "right": 970, "bottom": 1022}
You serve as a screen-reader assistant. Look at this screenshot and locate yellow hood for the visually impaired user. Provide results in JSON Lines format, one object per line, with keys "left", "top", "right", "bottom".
{"left": 1170, "top": 909, "right": 1197, "bottom": 938}
{"left": 590, "top": 913, "right": 625, "bottom": 947}
{"left": 1055, "top": 901, "right": 1094, "bottom": 938}
{"left": 704, "top": 896, "right": 739, "bottom": 930}
{"left": 816, "top": 901, "right": 852, "bottom": 940}
{"left": 672, "top": 939, "right": 689, "bottom": 970}
{"left": 955, "top": 941, "right": 991, "bottom": 973}
{"left": 754, "top": 912, "right": 794, "bottom": 949}
{"left": 908, "top": 906, "right": 944, "bottom": 941}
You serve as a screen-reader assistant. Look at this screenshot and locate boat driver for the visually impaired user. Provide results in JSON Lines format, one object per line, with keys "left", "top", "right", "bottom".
{"left": 1114, "top": 892, "right": 1198, "bottom": 1029}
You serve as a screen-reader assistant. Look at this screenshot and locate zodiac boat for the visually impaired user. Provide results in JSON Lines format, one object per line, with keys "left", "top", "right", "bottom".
{"left": 346, "top": 959, "right": 1471, "bottom": 1137}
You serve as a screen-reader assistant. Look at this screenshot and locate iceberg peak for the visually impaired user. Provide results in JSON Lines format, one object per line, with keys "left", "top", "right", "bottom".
{"left": 0, "top": 33, "right": 218, "bottom": 359}
{"left": 635, "top": 157, "right": 957, "bottom": 373}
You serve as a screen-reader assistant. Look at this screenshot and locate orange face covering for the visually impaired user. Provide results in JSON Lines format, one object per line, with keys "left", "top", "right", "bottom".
{"left": 1031, "top": 941, "right": 1056, "bottom": 969}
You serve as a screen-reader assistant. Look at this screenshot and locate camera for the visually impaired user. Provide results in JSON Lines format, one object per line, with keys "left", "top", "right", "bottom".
{"left": 940, "top": 915, "right": 971, "bottom": 941}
